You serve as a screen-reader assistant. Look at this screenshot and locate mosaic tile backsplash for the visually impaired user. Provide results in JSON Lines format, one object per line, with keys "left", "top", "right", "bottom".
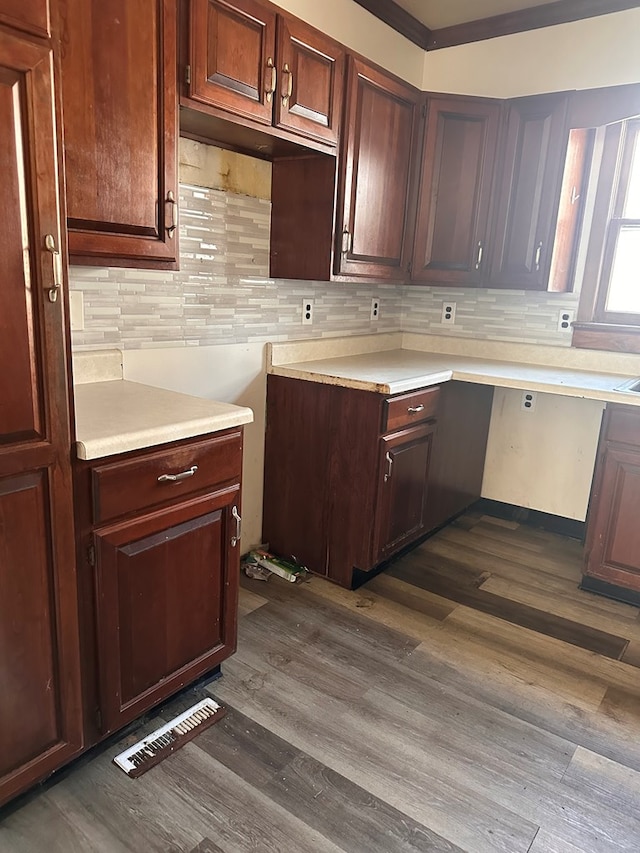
{"left": 69, "top": 184, "right": 579, "bottom": 350}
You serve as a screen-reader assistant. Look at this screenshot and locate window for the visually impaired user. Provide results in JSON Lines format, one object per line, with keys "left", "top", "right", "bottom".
{"left": 574, "top": 118, "right": 640, "bottom": 352}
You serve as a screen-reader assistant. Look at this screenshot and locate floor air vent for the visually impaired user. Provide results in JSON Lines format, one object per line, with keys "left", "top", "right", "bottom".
{"left": 113, "top": 697, "right": 226, "bottom": 778}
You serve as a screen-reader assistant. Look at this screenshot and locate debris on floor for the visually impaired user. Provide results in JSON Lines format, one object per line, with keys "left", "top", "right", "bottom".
{"left": 242, "top": 548, "right": 309, "bottom": 583}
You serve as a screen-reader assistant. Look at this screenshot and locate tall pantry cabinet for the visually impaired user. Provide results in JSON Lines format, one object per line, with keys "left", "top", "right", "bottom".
{"left": 0, "top": 10, "right": 83, "bottom": 807}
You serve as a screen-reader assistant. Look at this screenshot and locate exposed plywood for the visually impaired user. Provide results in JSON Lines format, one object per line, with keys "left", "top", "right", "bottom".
{"left": 179, "top": 138, "right": 272, "bottom": 200}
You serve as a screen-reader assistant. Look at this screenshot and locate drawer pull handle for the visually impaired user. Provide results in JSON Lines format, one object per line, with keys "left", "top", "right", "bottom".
{"left": 384, "top": 451, "right": 393, "bottom": 483}
{"left": 407, "top": 404, "right": 425, "bottom": 414}
{"left": 231, "top": 505, "right": 242, "bottom": 547}
{"left": 157, "top": 465, "right": 198, "bottom": 483}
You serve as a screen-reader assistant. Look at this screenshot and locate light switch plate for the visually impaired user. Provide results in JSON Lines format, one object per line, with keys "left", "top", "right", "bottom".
{"left": 69, "top": 290, "right": 85, "bottom": 331}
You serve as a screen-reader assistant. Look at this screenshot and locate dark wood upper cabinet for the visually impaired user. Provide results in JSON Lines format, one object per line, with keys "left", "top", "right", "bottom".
{"left": 412, "top": 95, "right": 500, "bottom": 286}
{"left": 488, "top": 92, "right": 570, "bottom": 290}
{"left": 337, "top": 57, "right": 421, "bottom": 280}
{"left": 186, "top": 0, "right": 343, "bottom": 148}
{"left": 0, "top": 26, "right": 82, "bottom": 807}
{"left": 56, "top": 0, "right": 178, "bottom": 268}
{"left": 0, "top": 0, "right": 50, "bottom": 38}
{"left": 273, "top": 15, "right": 344, "bottom": 146}
{"left": 189, "top": 0, "right": 277, "bottom": 125}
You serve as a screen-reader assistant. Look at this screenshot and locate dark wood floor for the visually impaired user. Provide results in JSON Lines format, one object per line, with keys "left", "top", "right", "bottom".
{"left": 3, "top": 512, "right": 640, "bottom": 852}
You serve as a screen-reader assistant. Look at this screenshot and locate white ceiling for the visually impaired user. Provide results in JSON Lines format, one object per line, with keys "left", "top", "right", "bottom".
{"left": 393, "top": 0, "right": 561, "bottom": 30}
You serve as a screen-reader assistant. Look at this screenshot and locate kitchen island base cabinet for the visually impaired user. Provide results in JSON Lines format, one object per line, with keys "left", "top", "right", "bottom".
{"left": 583, "top": 406, "right": 640, "bottom": 597}
{"left": 263, "top": 376, "right": 491, "bottom": 589}
{"left": 74, "top": 430, "right": 243, "bottom": 743}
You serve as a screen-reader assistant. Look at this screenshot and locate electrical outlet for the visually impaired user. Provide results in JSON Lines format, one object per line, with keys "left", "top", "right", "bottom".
{"left": 441, "top": 302, "right": 456, "bottom": 325}
{"left": 371, "top": 298, "right": 380, "bottom": 321}
{"left": 302, "top": 298, "right": 314, "bottom": 325}
{"left": 521, "top": 391, "right": 537, "bottom": 412}
{"left": 557, "top": 308, "right": 575, "bottom": 332}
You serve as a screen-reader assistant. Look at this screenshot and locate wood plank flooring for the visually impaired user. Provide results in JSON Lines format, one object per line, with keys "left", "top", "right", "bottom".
{"left": 3, "top": 512, "right": 640, "bottom": 852}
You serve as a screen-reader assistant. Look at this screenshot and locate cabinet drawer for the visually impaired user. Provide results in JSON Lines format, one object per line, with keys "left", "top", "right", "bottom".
{"left": 606, "top": 406, "right": 640, "bottom": 447}
{"left": 92, "top": 431, "right": 243, "bottom": 524}
{"left": 384, "top": 387, "right": 440, "bottom": 433}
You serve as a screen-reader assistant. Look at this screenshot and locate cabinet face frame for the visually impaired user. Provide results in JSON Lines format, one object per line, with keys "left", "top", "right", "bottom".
{"left": 336, "top": 56, "right": 421, "bottom": 280}
{"left": 0, "top": 28, "right": 83, "bottom": 807}
{"left": 93, "top": 487, "right": 240, "bottom": 734}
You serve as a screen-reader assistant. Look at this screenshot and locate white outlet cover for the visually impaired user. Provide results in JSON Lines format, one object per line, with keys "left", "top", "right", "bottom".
{"left": 441, "top": 302, "right": 456, "bottom": 325}
{"left": 557, "top": 309, "right": 575, "bottom": 332}
{"left": 302, "top": 298, "right": 313, "bottom": 325}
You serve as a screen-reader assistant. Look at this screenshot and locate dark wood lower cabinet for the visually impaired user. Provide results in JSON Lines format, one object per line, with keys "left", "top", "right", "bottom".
{"left": 74, "top": 430, "right": 243, "bottom": 742}
{"left": 583, "top": 406, "right": 640, "bottom": 594}
{"left": 263, "top": 375, "right": 492, "bottom": 589}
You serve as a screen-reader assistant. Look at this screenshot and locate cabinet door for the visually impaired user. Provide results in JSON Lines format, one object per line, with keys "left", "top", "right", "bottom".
{"left": 412, "top": 97, "right": 500, "bottom": 286}
{"left": 57, "top": 0, "right": 178, "bottom": 267}
{"left": 585, "top": 444, "right": 640, "bottom": 591}
{"left": 337, "top": 57, "right": 421, "bottom": 280}
{"left": 374, "top": 422, "right": 436, "bottom": 562}
{"left": 189, "top": 0, "right": 277, "bottom": 125}
{"left": 0, "top": 30, "right": 82, "bottom": 807}
{"left": 94, "top": 489, "right": 240, "bottom": 733}
{"left": 273, "top": 16, "right": 344, "bottom": 146}
{"left": 488, "top": 92, "right": 569, "bottom": 289}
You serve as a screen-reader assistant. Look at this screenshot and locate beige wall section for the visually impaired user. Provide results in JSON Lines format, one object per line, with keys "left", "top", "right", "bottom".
{"left": 275, "top": 0, "right": 425, "bottom": 87}
{"left": 179, "top": 138, "right": 272, "bottom": 199}
{"left": 481, "top": 390, "right": 605, "bottom": 521}
{"left": 122, "top": 343, "right": 267, "bottom": 552}
{"left": 423, "top": 8, "right": 640, "bottom": 98}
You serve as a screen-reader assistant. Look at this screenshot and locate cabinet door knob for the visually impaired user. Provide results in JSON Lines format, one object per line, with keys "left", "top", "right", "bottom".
{"left": 157, "top": 465, "right": 198, "bottom": 483}
{"left": 281, "top": 63, "right": 293, "bottom": 107}
{"left": 44, "top": 234, "right": 62, "bottom": 303}
{"left": 407, "top": 404, "right": 424, "bottom": 414}
{"left": 384, "top": 451, "right": 393, "bottom": 482}
{"left": 166, "top": 191, "right": 178, "bottom": 236}
{"left": 231, "top": 505, "right": 242, "bottom": 547}
{"left": 265, "top": 57, "right": 276, "bottom": 103}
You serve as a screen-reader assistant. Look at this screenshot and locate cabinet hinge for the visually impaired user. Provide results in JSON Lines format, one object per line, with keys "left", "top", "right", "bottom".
{"left": 421, "top": 102, "right": 427, "bottom": 119}
{"left": 87, "top": 544, "right": 96, "bottom": 567}
{"left": 96, "top": 708, "right": 102, "bottom": 731}
{"left": 185, "top": 64, "right": 191, "bottom": 85}
{"left": 407, "top": 261, "right": 413, "bottom": 275}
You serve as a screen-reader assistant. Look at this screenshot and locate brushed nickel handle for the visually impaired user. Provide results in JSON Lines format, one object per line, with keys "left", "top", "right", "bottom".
{"left": 535, "top": 241, "right": 543, "bottom": 272}
{"left": 475, "top": 241, "right": 484, "bottom": 271}
{"left": 281, "top": 62, "right": 293, "bottom": 107}
{"left": 407, "top": 404, "right": 425, "bottom": 414}
{"left": 157, "top": 465, "right": 198, "bottom": 483}
{"left": 265, "top": 57, "right": 276, "bottom": 103}
{"left": 341, "top": 229, "right": 353, "bottom": 255}
{"left": 166, "top": 190, "right": 178, "bottom": 236}
{"left": 44, "top": 234, "right": 62, "bottom": 303}
{"left": 384, "top": 451, "right": 393, "bottom": 483}
{"left": 231, "top": 505, "right": 242, "bottom": 547}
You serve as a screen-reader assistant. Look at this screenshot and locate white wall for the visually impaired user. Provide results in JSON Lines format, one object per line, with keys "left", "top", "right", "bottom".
{"left": 275, "top": 0, "right": 425, "bottom": 87}
{"left": 481, "top": 391, "right": 605, "bottom": 521}
{"left": 122, "top": 343, "right": 267, "bottom": 551}
{"left": 423, "top": 8, "right": 640, "bottom": 97}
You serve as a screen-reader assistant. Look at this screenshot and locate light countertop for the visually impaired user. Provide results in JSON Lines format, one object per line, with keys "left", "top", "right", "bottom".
{"left": 72, "top": 351, "right": 253, "bottom": 460}
{"left": 268, "top": 335, "right": 640, "bottom": 405}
